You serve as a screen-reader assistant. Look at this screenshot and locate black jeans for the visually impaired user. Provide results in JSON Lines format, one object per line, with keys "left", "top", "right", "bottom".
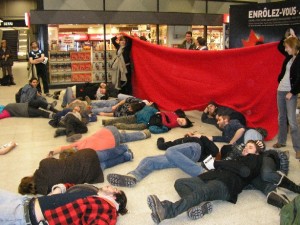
{"left": 27, "top": 99, "right": 50, "bottom": 118}
{"left": 64, "top": 114, "right": 88, "bottom": 136}
{"left": 35, "top": 64, "right": 49, "bottom": 94}
{"left": 162, "top": 177, "right": 230, "bottom": 219}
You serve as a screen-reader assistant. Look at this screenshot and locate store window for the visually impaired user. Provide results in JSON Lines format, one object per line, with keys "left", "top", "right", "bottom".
{"left": 47, "top": 24, "right": 157, "bottom": 85}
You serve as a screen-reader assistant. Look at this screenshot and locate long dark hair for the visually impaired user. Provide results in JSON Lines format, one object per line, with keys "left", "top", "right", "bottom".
{"left": 114, "top": 190, "right": 128, "bottom": 215}
{"left": 18, "top": 176, "right": 37, "bottom": 195}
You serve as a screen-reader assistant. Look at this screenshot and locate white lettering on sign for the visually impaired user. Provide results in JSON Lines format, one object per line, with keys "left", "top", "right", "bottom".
{"left": 3, "top": 22, "right": 13, "bottom": 26}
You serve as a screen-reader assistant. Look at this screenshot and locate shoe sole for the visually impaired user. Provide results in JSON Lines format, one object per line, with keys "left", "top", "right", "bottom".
{"left": 187, "top": 202, "right": 213, "bottom": 220}
{"left": 107, "top": 174, "right": 136, "bottom": 187}
{"left": 66, "top": 134, "right": 82, "bottom": 142}
{"left": 147, "top": 195, "right": 162, "bottom": 224}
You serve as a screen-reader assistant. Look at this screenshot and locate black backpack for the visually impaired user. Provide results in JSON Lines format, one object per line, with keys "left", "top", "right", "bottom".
{"left": 15, "top": 87, "right": 23, "bottom": 103}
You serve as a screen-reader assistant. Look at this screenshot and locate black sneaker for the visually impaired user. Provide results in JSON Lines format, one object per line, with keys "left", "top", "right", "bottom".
{"left": 267, "top": 191, "right": 290, "bottom": 208}
{"left": 157, "top": 137, "right": 165, "bottom": 150}
{"left": 107, "top": 174, "right": 137, "bottom": 187}
{"left": 147, "top": 195, "right": 166, "bottom": 224}
{"left": 187, "top": 201, "right": 213, "bottom": 220}
{"left": 66, "top": 133, "right": 82, "bottom": 142}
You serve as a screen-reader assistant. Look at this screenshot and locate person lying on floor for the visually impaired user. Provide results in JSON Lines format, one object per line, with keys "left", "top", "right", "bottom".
{"left": 146, "top": 140, "right": 264, "bottom": 223}
{"left": 53, "top": 106, "right": 88, "bottom": 142}
{"left": 201, "top": 101, "right": 246, "bottom": 128}
{"left": 0, "top": 99, "right": 58, "bottom": 120}
{"left": 103, "top": 108, "right": 193, "bottom": 134}
{"left": 220, "top": 143, "right": 300, "bottom": 209}
{"left": 48, "top": 125, "right": 151, "bottom": 157}
{"left": 2, "top": 183, "right": 127, "bottom": 225}
{"left": 0, "top": 141, "right": 17, "bottom": 155}
{"left": 55, "top": 82, "right": 119, "bottom": 107}
{"left": 88, "top": 93, "right": 143, "bottom": 116}
{"left": 18, "top": 147, "right": 135, "bottom": 196}
{"left": 98, "top": 96, "right": 149, "bottom": 117}
{"left": 107, "top": 136, "right": 219, "bottom": 187}
{"left": 200, "top": 112, "right": 267, "bottom": 144}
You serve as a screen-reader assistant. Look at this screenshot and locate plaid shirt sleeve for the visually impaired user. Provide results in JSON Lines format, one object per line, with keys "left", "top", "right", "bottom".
{"left": 44, "top": 196, "right": 118, "bottom": 225}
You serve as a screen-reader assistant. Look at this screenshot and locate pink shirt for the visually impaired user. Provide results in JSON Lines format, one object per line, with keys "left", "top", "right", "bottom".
{"left": 61, "top": 128, "right": 116, "bottom": 151}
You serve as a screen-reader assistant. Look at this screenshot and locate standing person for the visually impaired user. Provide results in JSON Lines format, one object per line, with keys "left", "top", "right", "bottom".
{"left": 0, "top": 39, "right": 15, "bottom": 84}
{"left": 1, "top": 183, "right": 127, "bottom": 225}
{"left": 195, "top": 37, "right": 208, "bottom": 50}
{"left": 273, "top": 28, "right": 300, "bottom": 159}
{"left": 29, "top": 41, "right": 51, "bottom": 96}
{"left": 178, "top": 31, "right": 196, "bottom": 50}
{"left": 111, "top": 35, "right": 132, "bottom": 94}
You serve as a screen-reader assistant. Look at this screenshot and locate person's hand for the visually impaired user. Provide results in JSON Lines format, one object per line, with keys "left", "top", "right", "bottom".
{"left": 48, "top": 187, "right": 62, "bottom": 196}
{"left": 203, "top": 107, "right": 208, "bottom": 113}
{"left": 37, "top": 92, "right": 42, "bottom": 96}
{"left": 255, "top": 140, "right": 265, "bottom": 150}
{"left": 111, "top": 105, "right": 118, "bottom": 111}
{"left": 47, "top": 151, "right": 54, "bottom": 158}
{"left": 286, "top": 92, "right": 293, "bottom": 100}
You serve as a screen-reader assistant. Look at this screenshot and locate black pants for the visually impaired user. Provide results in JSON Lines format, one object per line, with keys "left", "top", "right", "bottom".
{"left": 34, "top": 64, "right": 49, "bottom": 94}
{"left": 64, "top": 114, "right": 88, "bottom": 136}
{"left": 27, "top": 99, "right": 51, "bottom": 118}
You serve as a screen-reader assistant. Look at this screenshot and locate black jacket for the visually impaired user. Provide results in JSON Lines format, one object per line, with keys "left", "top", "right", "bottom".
{"left": 199, "top": 154, "right": 263, "bottom": 203}
{"left": 277, "top": 38, "right": 300, "bottom": 95}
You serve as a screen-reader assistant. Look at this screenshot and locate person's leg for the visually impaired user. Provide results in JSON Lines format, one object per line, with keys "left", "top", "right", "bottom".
{"left": 286, "top": 94, "right": 300, "bottom": 153}
{"left": 102, "top": 115, "right": 136, "bottom": 126}
{"left": 148, "top": 178, "right": 230, "bottom": 222}
{"left": 165, "top": 143, "right": 203, "bottom": 177}
{"left": 114, "top": 122, "right": 147, "bottom": 130}
{"left": 91, "top": 99, "right": 118, "bottom": 114}
{"left": 37, "top": 66, "right": 49, "bottom": 94}
{"left": 251, "top": 176, "right": 277, "bottom": 196}
{"left": 62, "top": 87, "right": 75, "bottom": 107}
{"left": 28, "top": 99, "right": 57, "bottom": 112}
{"left": 277, "top": 91, "right": 288, "bottom": 145}
{"left": 1, "top": 67, "right": 6, "bottom": 77}
{"left": 107, "top": 154, "right": 176, "bottom": 187}
{"left": 117, "top": 93, "right": 132, "bottom": 100}
{"left": 119, "top": 130, "right": 150, "bottom": 143}
{"left": 0, "top": 189, "right": 28, "bottom": 224}
{"left": 97, "top": 145, "right": 133, "bottom": 170}
{"left": 96, "top": 145, "right": 129, "bottom": 163}
{"left": 260, "top": 156, "right": 282, "bottom": 184}
{"left": 243, "top": 129, "right": 262, "bottom": 143}
{"left": 28, "top": 107, "right": 51, "bottom": 118}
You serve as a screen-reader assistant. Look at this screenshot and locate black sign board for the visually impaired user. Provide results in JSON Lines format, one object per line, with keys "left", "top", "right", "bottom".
{"left": 0, "top": 20, "right": 26, "bottom": 27}
{"left": 229, "top": 0, "right": 300, "bottom": 48}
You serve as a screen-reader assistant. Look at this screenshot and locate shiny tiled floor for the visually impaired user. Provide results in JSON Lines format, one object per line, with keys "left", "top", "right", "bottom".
{"left": 0, "top": 62, "right": 299, "bottom": 225}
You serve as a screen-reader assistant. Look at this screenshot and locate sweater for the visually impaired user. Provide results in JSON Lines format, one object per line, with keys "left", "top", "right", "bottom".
{"left": 60, "top": 127, "right": 116, "bottom": 151}
{"left": 34, "top": 149, "right": 104, "bottom": 195}
{"left": 4, "top": 103, "right": 29, "bottom": 117}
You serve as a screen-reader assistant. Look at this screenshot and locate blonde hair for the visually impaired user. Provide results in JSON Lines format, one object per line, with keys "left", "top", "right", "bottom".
{"left": 284, "top": 36, "right": 300, "bottom": 52}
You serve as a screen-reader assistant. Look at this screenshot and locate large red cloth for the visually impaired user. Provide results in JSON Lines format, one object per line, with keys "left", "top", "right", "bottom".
{"left": 131, "top": 38, "right": 284, "bottom": 140}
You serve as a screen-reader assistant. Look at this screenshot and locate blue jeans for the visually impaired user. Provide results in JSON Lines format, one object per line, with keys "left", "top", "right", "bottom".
{"left": 277, "top": 91, "right": 300, "bottom": 151}
{"left": 161, "top": 177, "right": 230, "bottom": 219}
{"left": 62, "top": 87, "right": 75, "bottom": 107}
{"left": 96, "top": 145, "right": 132, "bottom": 170}
{"left": 244, "top": 129, "right": 263, "bottom": 143}
{"left": 129, "top": 143, "right": 203, "bottom": 181}
{"left": 91, "top": 99, "right": 118, "bottom": 114}
{"left": 0, "top": 189, "right": 28, "bottom": 224}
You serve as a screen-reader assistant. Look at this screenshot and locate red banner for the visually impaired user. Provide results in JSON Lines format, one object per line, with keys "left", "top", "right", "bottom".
{"left": 131, "top": 38, "right": 284, "bottom": 140}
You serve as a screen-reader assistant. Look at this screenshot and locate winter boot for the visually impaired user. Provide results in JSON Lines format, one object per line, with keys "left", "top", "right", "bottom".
{"left": 54, "top": 128, "right": 67, "bottom": 138}
{"left": 267, "top": 191, "right": 290, "bottom": 208}
{"left": 278, "top": 174, "right": 300, "bottom": 194}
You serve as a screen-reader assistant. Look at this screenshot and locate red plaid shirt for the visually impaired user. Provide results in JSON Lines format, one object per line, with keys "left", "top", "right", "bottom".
{"left": 43, "top": 196, "right": 117, "bottom": 225}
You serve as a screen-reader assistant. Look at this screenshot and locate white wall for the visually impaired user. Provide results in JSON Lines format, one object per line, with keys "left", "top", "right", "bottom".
{"left": 0, "top": 0, "right": 36, "bottom": 19}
